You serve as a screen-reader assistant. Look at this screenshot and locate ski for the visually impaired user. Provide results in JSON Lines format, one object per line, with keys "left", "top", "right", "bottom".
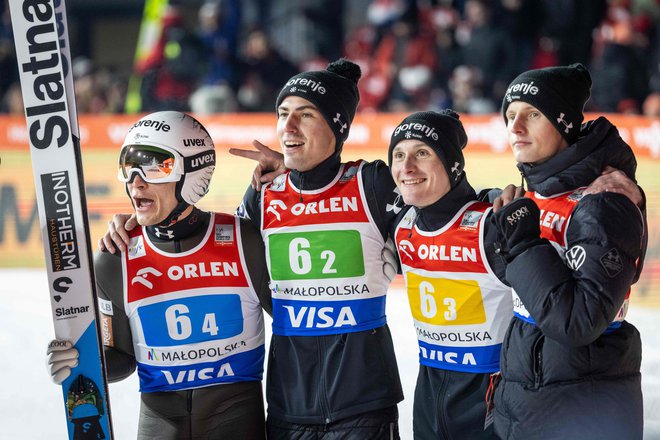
{"left": 8, "top": 0, "right": 114, "bottom": 438}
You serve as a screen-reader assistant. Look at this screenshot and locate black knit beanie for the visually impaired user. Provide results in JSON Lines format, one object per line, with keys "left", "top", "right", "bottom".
{"left": 388, "top": 109, "right": 468, "bottom": 188}
{"left": 502, "top": 63, "right": 592, "bottom": 144}
{"left": 276, "top": 58, "right": 361, "bottom": 153}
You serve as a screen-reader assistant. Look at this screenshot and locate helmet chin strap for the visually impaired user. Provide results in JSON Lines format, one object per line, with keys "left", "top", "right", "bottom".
{"left": 157, "top": 201, "right": 190, "bottom": 228}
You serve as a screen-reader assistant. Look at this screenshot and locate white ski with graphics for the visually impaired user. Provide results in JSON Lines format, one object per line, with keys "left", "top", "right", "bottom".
{"left": 8, "top": 0, "right": 114, "bottom": 438}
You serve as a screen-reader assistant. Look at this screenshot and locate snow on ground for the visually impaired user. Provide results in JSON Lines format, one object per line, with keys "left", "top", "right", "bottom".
{"left": 1, "top": 268, "right": 658, "bottom": 439}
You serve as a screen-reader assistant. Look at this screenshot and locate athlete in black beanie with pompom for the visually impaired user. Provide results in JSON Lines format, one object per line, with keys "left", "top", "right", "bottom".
{"left": 233, "top": 58, "right": 405, "bottom": 439}
{"left": 388, "top": 109, "right": 511, "bottom": 439}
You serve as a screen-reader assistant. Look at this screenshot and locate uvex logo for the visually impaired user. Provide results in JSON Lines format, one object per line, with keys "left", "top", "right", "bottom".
{"left": 183, "top": 138, "right": 206, "bottom": 147}
{"left": 191, "top": 153, "right": 215, "bottom": 169}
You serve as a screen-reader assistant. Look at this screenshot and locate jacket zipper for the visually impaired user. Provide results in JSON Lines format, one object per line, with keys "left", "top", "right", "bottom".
{"left": 532, "top": 334, "right": 544, "bottom": 389}
{"left": 318, "top": 337, "right": 331, "bottom": 424}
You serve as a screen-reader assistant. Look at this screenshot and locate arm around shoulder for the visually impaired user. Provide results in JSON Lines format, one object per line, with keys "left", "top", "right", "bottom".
{"left": 506, "top": 192, "right": 643, "bottom": 346}
{"left": 239, "top": 217, "right": 272, "bottom": 316}
{"left": 94, "top": 251, "right": 137, "bottom": 382}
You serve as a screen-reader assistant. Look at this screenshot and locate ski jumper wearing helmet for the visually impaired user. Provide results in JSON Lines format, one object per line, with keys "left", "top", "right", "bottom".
{"left": 96, "top": 111, "right": 272, "bottom": 439}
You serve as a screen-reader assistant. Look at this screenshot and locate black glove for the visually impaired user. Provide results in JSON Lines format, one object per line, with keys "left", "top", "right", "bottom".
{"left": 491, "top": 197, "right": 544, "bottom": 262}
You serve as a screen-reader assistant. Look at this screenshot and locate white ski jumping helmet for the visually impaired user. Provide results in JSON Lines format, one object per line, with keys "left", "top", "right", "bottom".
{"left": 119, "top": 111, "right": 215, "bottom": 206}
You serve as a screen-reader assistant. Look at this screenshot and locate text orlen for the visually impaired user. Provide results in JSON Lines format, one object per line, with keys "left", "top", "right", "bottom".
{"left": 539, "top": 209, "right": 566, "bottom": 232}
{"left": 272, "top": 196, "right": 358, "bottom": 217}
{"left": 167, "top": 262, "right": 239, "bottom": 280}
{"left": 416, "top": 244, "right": 477, "bottom": 262}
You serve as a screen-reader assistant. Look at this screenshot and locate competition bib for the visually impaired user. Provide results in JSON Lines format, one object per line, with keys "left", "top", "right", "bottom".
{"left": 262, "top": 161, "right": 390, "bottom": 336}
{"left": 396, "top": 202, "right": 512, "bottom": 373}
{"left": 123, "top": 213, "right": 265, "bottom": 392}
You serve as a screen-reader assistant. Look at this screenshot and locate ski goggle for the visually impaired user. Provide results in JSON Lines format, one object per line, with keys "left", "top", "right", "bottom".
{"left": 118, "top": 144, "right": 184, "bottom": 184}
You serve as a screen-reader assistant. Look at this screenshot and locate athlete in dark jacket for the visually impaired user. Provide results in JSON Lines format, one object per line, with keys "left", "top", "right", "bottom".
{"left": 491, "top": 64, "right": 646, "bottom": 439}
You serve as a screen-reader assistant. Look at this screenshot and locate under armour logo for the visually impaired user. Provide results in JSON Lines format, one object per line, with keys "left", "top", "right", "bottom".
{"left": 266, "top": 199, "right": 288, "bottom": 222}
{"left": 556, "top": 113, "right": 573, "bottom": 133}
{"left": 386, "top": 188, "right": 403, "bottom": 214}
{"left": 131, "top": 267, "right": 162, "bottom": 289}
{"left": 451, "top": 162, "right": 462, "bottom": 178}
{"left": 153, "top": 228, "right": 174, "bottom": 239}
{"left": 600, "top": 248, "right": 623, "bottom": 278}
{"left": 333, "top": 113, "right": 348, "bottom": 133}
{"left": 565, "top": 245, "right": 586, "bottom": 270}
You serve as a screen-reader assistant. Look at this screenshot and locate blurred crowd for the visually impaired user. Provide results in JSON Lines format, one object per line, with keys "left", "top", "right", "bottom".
{"left": 0, "top": 0, "right": 658, "bottom": 116}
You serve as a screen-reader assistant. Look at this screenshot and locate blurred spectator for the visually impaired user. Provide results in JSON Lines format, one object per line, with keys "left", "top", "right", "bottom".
{"left": 235, "top": 28, "right": 298, "bottom": 112}
{"left": 360, "top": 9, "right": 437, "bottom": 111}
{"left": 386, "top": 12, "right": 439, "bottom": 111}
{"left": 301, "top": 0, "right": 345, "bottom": 62}
{"left": 448, "top": 64, "right": 497, "bottom": 114}
{"left": 426, "top": 4, "right": 463, "bottom": 111}
{"left": 493, "top": 0, "right": 545, "bottom": 73}
{"left": 456, "top": 0, "right": 517, "bottom": 103}
{"left": 0, "top": 0, "right": 657, "bottom": 117}
{"left": 1, "top": 82, "right": 23, "bottom": 115}
{"left": 643, "top": 92, "right": 660, "bottom": 117}
{"left": 590, "top": 6, "right": 649, "bottom": 113}
{"left": 198, "top": 0, "right": 241, "bottom": 88}
{"left": 189, "top": 84, "right": 238, "bottom": 114}
{"left": 0, "top": 4, "right": 17, "bottom": 100}
{"left": 540, "top": 0, "right": 607, "bottom": 65}
{"left": 139, "top": 5, "right": 204, "bottom": 112}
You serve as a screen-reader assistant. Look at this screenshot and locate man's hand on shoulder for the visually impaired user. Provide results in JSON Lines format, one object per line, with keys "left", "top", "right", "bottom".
{"left": 583, "top": 166, "right": 643, "bottom": 208}
{"left": 492, "top": 184, "right": 525, "bottom": 212}
{"left": 98, "top": 213, "right": 137, "bottom": 254}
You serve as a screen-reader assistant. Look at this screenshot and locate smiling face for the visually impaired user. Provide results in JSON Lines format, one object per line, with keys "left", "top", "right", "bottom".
{"left": 277, "top": 96, "right": 336, "bottom": 172}
{"left": 391, "top": 139, "right": 451, "bottom": 208}
{"left": 127, "top": 175, "right": 185, "bottom": 226}
{"left": 505, "top": 101, "right": 568, "bottom": 165}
